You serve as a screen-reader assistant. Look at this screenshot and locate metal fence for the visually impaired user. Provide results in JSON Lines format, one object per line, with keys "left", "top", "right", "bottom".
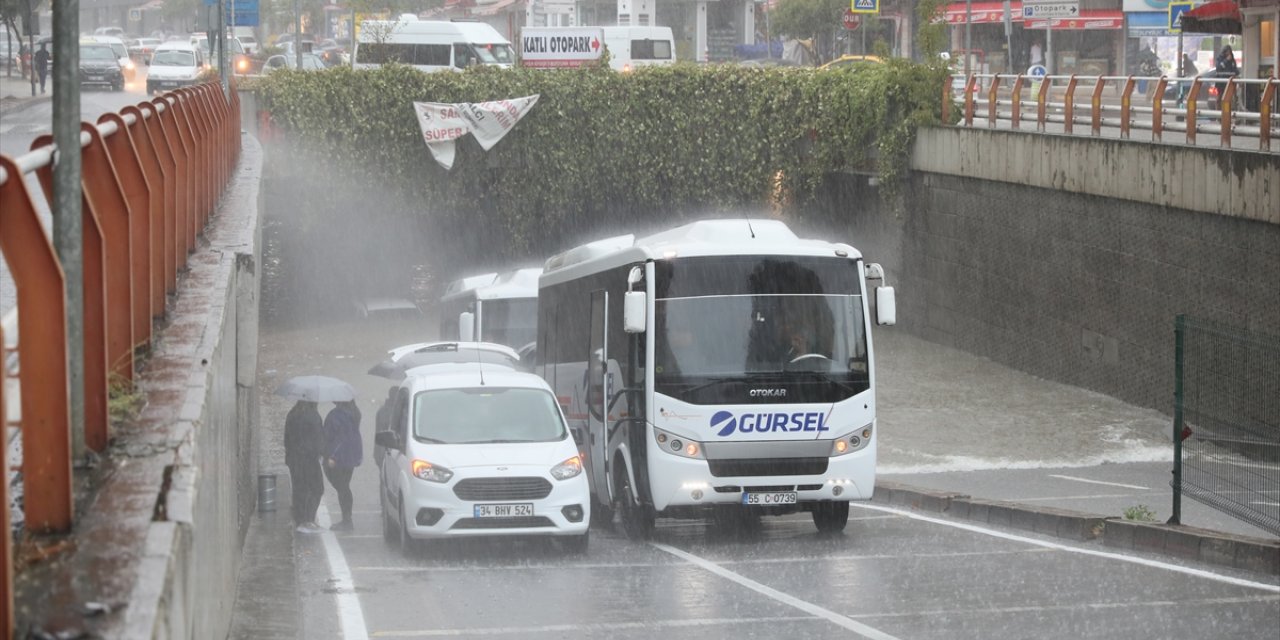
{"left": 1171, "top": 315, "right": 1280, "bottom": 537}
{"left": 943, "top": 73, "right": 1280, "bottom": 152}
{"left": 0, "top": 81, "right": 242, "bottom": 636}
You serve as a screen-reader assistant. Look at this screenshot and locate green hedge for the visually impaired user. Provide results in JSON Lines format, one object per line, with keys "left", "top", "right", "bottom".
{"left": 256, "top": 62, "right": 944, "bottom": 256}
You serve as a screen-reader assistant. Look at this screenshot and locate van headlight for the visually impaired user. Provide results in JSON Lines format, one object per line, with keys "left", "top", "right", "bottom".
{"left": 830, "top": 424, "right": 873, "bottom": 457}
{"left": 654, "top": 427, "right": 704, "bottom": 459}
{"left": 411, "top": 459, "right": 453, "bottom": 483}
{"left": 550, "top": 456, "right": 583, "bottom": 480}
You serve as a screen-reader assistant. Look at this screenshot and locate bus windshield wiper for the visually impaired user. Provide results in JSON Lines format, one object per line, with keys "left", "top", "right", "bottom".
{"left": 785, "top": 370, "right": 862, "bottom": 394}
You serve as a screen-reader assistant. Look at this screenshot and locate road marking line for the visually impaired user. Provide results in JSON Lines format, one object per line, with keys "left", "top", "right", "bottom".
{"left": 650, "top": 541, "right": 902, "bottom": 640}
{"left": 847, "top": 594, "right": 1280, "bottom": 619}
{"left": 1014, "top": 492, "right": 1164, "bottom": 502}
{"left": 722, "top": 547, "right": 1052, "bottom": 566}
{"left": 352, "top": 561, "right": 677, "bottom": 572}
{"left": 371, "top": 616, "right": 820, "bottom": 637}
{"left": 851, "top": 503, "right": 1280, "bottom": 593}
{"left": 1048, "top": 474, "right": 1150, "bottom": 490}
{"left": 317, "top": 505, "right": 371, "bottom": 640}
{"left": 1249, "top": 501, "right": 1280, "bottom": 507}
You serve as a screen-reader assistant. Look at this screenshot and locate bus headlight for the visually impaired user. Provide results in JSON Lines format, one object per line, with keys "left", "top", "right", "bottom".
{"left": 654, "top": 427, "right": 704, "bottom": 459}
{"left": 829, "top": 424, "right": 872, "bottom": 456}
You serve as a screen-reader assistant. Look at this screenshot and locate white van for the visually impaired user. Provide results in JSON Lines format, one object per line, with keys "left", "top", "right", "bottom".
{"left": 602, "top": 26, "right": 674, "bottom": 71}
{"left": 146, "top": 41, "right": 206, "bottom": 95}
{"left": 375, "top": 365, "right": 590, "bottom": 554}
{"left": 354, "top": 16, "right": 516, "bottom": 72}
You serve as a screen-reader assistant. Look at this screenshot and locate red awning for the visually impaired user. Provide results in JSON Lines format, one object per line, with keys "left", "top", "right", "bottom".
{"left": 1180, "top": 0, "right": 1243, "bottom": 34}
{"left": 945, "top": 2, "right": 1024, "bottom": 24}
{"left": 1024, "top": 10, "right": 1123, "bottom": 30}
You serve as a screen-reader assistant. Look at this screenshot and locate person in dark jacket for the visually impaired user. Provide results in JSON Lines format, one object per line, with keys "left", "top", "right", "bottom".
{"left": 284, "top": 400, "right": 325, "bottom": 532}
{"left": 324, "top": 400, "right": 363, "bottom": 531}
{"left": 1215, "top": 45, "right": 1238, "bottom": 75}
{"left": 34, "top": 43, "right": 50, "bottom": 94}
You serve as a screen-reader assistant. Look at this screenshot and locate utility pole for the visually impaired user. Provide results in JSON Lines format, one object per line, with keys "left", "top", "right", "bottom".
{"left": 293, "top": 0, "right": 302, "bottom": 69}
{"left": 52, "top": 0, "right": 84, "bottom": 461}
{"left": 964, "top": 0, "right": 972, "bottom": 77}
{"left": 218, "top": 0, "right": 228, "bottom": 92}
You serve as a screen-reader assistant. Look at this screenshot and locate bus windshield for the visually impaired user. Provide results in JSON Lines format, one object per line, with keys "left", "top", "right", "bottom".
{"left": 481, "top": 298, "right": 537, "bottom": 348}
{"left": 654, "top": 256, "right": 869, "bottom": 404}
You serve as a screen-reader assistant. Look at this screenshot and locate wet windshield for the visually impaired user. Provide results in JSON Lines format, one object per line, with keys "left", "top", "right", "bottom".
{"left": 480, "top": 298, "right": 537, "bottom": 348}
{"left": 654, "top": 256, "right": 869, "bottom": 403}
{"left": 80, "top": 45, "right": 116, "bottom": 62}
{"left": 152, "top": 50, "right": 195, "bottom": 66}
{"left": 413, "top": 387, "right": 566, "bottom": 443}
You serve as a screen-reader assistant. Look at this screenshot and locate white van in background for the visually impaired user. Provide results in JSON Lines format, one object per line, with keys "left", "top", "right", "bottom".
{"left": 354, "top": 16, "right": 516, "bottom": 72}
{"left": 601, "top": 26, "right": 674, "bottom": 71}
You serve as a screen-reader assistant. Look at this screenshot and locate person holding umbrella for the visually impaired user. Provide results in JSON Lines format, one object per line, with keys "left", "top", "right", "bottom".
{"left": 284, "top": 400, "right": 325, "bottom": 532}
{"left": 323, "top": 400, "right": 363, "bottom": 531}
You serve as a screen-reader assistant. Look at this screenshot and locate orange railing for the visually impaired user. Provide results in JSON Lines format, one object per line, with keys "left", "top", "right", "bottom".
{"left": 0, "top": 81, "right": 241, "bottom": 634}
{"left": 942, "top": 73, "right": 1280, "bottom": 152}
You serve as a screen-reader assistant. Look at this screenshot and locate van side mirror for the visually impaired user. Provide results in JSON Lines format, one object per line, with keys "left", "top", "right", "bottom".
{"left": 374, "top": 430, "right": 401, "bottom": 451}
{"left": 624, "top": 291, "right": 646, "bottom": 333}
{"left": 459, "top": 311, "right": 475, "bottom": 342}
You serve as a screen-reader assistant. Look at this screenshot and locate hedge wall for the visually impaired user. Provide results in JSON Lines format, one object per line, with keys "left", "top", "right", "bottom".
{"left": 256, "top": 61, "right": 945, "bottom": 259}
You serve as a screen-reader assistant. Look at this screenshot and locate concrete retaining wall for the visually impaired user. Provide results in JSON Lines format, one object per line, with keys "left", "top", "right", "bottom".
{"left": 890, "top": 128, "right": 1280, "bottom": 415}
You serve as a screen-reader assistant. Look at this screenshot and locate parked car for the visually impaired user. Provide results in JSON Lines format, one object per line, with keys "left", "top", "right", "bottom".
{"left": 146, "top": 41, "right": 206, "bottom": 95}
{"left": 817, "top": 54, "right": 884, "bottom": 71}
{"left": 262, "top": 52, "right": 326, "bottom": 72}
{"left": 376, "top": 365, "right": 590, "bottom": 554}
{"left": 78, "top": 42, "right": 125, "bottom": 91}
{"left": 93, "top": 26, "right": 127, "bottom": 40}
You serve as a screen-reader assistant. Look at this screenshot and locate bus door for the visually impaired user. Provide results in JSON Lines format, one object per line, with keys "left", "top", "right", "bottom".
{"left": 587, "top": 290, "right": 612, "bottom": 501}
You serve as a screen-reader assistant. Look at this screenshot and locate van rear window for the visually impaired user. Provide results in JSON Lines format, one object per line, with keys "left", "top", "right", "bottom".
{"left": 631, "top": 39, "right": 671, "bottom": 60}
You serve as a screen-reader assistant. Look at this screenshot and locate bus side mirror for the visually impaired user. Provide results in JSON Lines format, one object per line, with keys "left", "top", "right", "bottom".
{"left": 459, "top": 311, "right": 475, "bottom": 342}
{"left": 624, "top": 291, "right": 646, "bottom": 333}
{"left": 876, "top": 287, "right": 896, "bottom": 326}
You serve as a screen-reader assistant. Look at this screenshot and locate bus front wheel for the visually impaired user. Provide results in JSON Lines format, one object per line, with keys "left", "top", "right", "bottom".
{"left": 813, "top": 501, "right": 849, "bottom": 534}
{"left": 615, "top": 466, "right": 655, "bottom": 540}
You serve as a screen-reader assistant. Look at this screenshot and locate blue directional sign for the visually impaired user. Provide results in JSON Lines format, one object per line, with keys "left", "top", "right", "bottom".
{"left": 850, "top": 0, "right": 879, "bottom": 15}
{"left": 1168, "top": 2, "right": 1194, "bottom": 34}
{"left": 226, "top": 0, "right": 260, "bottom": 27}
{"left": 1028, "top": 64, "right": 1047, "bottom": 78}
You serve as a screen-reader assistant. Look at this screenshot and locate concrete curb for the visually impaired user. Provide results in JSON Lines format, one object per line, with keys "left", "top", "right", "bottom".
{"left": 873, "top": 480, "right": 1279, "bottom": 575}
{"left": 0, "top": 95, "right": 50, "bottom": 116}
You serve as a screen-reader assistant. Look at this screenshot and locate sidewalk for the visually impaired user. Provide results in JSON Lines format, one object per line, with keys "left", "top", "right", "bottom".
{"left": 0, "top": 72, "right": 48, "bottom": 115}
{"left": 228, "top": 475, "right": 301, "bottom": 640}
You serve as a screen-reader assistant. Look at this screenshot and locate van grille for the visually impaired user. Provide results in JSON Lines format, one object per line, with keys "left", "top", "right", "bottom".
{"left": 453, "top": 477, "right": 552, "bottom": 501}
{"left": 451, "top": 516, "right": 554, "bottom": 530}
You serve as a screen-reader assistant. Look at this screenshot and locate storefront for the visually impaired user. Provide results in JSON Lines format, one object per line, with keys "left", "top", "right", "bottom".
{"left": 945, "top": 0, "right": 1123, "bottom": 73}
{"left": 1240, "top": 0, "right": 1278, "bottom": 78}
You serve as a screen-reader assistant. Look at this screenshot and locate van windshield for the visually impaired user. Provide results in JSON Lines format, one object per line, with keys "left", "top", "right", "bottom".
{"left": 472, "top": 43, "right": 515, "bottom": 64}
{"left": 413, "top": 387, "right": 566, "bottom": 444}
{"left": 153, "top": 50, "right": 195, "bottom": 66}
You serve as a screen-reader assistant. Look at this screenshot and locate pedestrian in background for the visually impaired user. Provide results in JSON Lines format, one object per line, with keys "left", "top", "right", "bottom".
{"left": 373, "top": 387, "right": 396, "bottom": 468}
{"left": 1177, "top": 53, "right": 1198, "bottom": 107}
{"left": 284, "top": 400, "right": 325, "bottom": 533}
{"left": 34, "top": 43, "right": 50, "bottom": 94}
{"left": 324, "top": 399, "right": 363, "bottom": 531}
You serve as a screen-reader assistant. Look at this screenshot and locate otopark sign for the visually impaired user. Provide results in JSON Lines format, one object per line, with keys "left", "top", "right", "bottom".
{"left": 519, "top": 27, "right": 604, "bottom": 68}
{"left": 849, "top": 0, "right": 879, "bottom": 15}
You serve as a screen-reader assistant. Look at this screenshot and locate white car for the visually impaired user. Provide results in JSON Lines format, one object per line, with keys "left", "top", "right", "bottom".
{"left": 375, "top": 366, "right": 590, "bottom": 554}
{"left": 146, "top": 41, "right": 205, "bottom": 95}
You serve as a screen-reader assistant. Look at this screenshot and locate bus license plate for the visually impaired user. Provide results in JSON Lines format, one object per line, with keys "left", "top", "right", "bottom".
{"left": 474, "top": 503, "right": 534, "bottom": 518}
{"left": 742, "top": 492, "right": 797, "bottom": 505}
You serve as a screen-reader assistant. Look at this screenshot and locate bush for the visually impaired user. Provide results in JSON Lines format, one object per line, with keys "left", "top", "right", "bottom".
{"left": 256, "top": 62, "right": 944, "bottom": 258}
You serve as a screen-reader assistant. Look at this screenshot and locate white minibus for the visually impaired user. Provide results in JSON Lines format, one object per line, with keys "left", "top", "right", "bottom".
{"left": 354, "top": 16, "right": 516, "bottom": 72}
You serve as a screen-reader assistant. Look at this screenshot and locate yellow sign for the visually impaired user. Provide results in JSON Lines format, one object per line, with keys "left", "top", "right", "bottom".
{"left": 850, "top": 0, "right": 880, "bottom": 15}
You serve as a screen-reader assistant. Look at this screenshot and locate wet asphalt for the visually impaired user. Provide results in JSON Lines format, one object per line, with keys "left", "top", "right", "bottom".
{"left": 256, "top": 318, "right": 1280, "bottom": 639}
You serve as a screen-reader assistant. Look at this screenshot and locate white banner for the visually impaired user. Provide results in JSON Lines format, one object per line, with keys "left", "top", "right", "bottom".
{"left": 412, "top": 95, "right": 541, "bottom": 170}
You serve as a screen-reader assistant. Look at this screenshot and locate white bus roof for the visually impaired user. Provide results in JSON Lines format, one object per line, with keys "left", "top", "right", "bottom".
{"left": 441, "top": 272, "right": 498, "bottom": 301}
{"left": 540, "top": 219, "right": 862, "bottom": 287}
{"left": 358, "top": 19, "right": 510, "bottom": 44}
{"left": 476, "top": 267, "right": 542, "bottom": 301}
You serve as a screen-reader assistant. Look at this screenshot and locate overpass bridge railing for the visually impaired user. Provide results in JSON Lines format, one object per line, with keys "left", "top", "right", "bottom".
{"left": 0, "top": 81, "right": 241, "bottom": 634}
{"left": 942, "top": 73, "right": 1279, "bottom": 152}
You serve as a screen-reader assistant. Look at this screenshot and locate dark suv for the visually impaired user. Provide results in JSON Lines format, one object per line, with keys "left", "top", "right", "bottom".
{"left": 79, "top": 43, "right": 124, "bottom": 91}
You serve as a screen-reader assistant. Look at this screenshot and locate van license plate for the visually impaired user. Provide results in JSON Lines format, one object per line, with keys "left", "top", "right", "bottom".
{"left": 474, "top": 503, "right": 533, "bottom": 518}
{"left": 742, "top": 492, "right": 797, "bottom": 505}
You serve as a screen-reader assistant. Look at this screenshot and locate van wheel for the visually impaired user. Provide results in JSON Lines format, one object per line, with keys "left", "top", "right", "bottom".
{"left": 380, "top": 487, "right": 396, "bottom": 544}
{"left": 615, "top": 466, "right": 655, "bottom": 541}
{"left": 561, "top": 532, "right": 589, "bottom": 555}
{"left": 813, "top": 501, "right": 850, "bottom": 534}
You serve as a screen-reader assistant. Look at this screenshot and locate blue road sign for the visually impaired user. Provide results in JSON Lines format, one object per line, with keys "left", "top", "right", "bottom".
{"left": 850, "top": 0, "right": 879, "bottom": 14}
{"left": 226, "top": 0, "right": 260, "bottom": 27}
{"left": 1028, "top": 64, "right": 1047, "bottom": 77}
{"left": 1168, "top": 2, "right": 1194, "bottom": 34}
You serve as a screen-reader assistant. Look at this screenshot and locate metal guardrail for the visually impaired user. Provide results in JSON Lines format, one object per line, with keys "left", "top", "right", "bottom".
{"left": 0, "top": 81, "right": 242, "bottom": 634}
{"left": 1171, "top": 315, "right": 1280, "bottom": 537}
{"left": 942, "top": 73, "right": 1279, "bottom": 152}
